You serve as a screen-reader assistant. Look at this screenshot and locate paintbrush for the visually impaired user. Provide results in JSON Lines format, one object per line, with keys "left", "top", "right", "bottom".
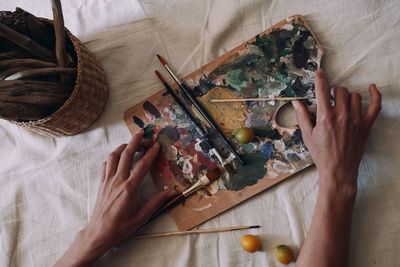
{"left": 149, "top": 167, "right": 222, "bottom": 220}
{"left": 157, "top": 54, "right": 246, "bottom": 165}
{"left": 211, "top": 96, "right": 315, "bottom": 103}
{"left": 135, "top": 225, "right": 260, "bottom": 239}
{"left": 155, "top": 70, "right": 232, "bottom": 171}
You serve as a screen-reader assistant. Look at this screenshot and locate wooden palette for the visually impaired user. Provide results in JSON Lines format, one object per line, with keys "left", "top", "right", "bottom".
{"left": 124, "top": 15, "right": 323, "bottom": 230}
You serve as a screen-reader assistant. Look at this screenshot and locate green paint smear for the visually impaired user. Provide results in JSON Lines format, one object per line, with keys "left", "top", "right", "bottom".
{"left": 223, "top": 151, "right": 267, "bottom": 191}
{"left": 241, "top": 143, "right": 256, "bottom": 153}
{"left": 210, "top": 23, "right": 312, "bottom": 98}
{"left": 227, "top": 69, "right": 248, "bottom": 91}
{"left": 143, "top": 124, "right": 156, "bottom": 139}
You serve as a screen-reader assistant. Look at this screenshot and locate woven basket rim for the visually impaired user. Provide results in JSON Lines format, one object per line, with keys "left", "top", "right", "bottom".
{"left": 13, "top": 18, "right": 83, "bottom": 125}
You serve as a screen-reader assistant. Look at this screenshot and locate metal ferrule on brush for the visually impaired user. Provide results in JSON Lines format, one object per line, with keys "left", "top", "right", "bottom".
{"left": 164, "top": 64, "right": 182, "bottom": 85}
{"left": 183, "top": 174, "right": 211, "bottom": 197}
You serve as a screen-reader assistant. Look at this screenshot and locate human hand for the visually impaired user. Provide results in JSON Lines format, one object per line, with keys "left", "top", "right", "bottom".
{"left": 292, "top": 69, "right": 381, "bottom": 194}
{"left": 55, "top": 130, "right": 176, "bottom": 266}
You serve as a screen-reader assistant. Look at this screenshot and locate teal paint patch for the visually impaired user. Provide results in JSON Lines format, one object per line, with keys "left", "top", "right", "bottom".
{"left": 227, "top": 69, "right": 247, "bottom": 91}
{"left": 143, "top": 124, "right": 156, "bottom": 139}
{"left": 242, "top": 143, "right": 256, "bottom": 153}
{"left": 223, "top": 151, "right": 267, "bottom": 191}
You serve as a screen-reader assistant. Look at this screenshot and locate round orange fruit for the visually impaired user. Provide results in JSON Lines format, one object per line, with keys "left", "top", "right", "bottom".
{"left": 274, "top": 244, "right": 294, "bottom": 264}
{"left": 240, "top": 234, "right": 261, "bottom": 253}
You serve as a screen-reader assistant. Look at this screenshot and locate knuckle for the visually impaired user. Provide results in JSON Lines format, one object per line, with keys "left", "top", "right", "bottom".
{"left": 374, "top": 102, "right": 382, "bottom": 112}
{"left": 108, "top": 153, "right": 117, "bottom": 161}
{"left": 120, "top": 150, "right": 131, "bottom": 160}
{"left": 135, "top": 159, "right": 149, "bottom": 171}
{"left": 337, "top": 113, "right": 350, "bottom": 124}
{"left": 319, "top": 112, "right": 334, "bottom": 124}
{"left": 122, "top": 183, "right": 132, "bottom": 194}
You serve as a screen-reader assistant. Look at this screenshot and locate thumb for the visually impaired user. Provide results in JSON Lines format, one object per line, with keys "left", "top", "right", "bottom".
{"left": 291, "top": 100, "right": 313, "bottom": 139}
{"left": 136, "top": 190, "right": 178, "bottom": 225}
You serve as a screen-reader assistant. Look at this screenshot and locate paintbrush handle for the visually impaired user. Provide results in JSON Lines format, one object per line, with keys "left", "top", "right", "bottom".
{"left": 134, "top": 225, "right": 260, "bottom": 239}
{"left": 211, "top": 96, "right": 315, "bottom": 103}
{"left": 155, "top": 71, "right": 227, "bottom": 167}
{"left": 159, "top": 58, "right": 245, "bottom": 165}
{"left": 178, "top": 82, "right": 246, "bottom": 165}
{"left": 150, "top": 193, "right": 185, "bottom": 220}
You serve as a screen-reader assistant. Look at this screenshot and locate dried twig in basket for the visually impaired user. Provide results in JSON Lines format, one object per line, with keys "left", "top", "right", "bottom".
{"left": 0, "top": 101, "right": 58, "bottom": 121}
{"left": 0, "top": 50, "right": 32, "bottom": 60}
{"left": 0, "top": 80, "right": 69, "bottom": 105}
{"left": 50, "top": 0, "right": 70, "bottom": 67}
{"left": 0, "top": 58, "right": 57, "bottom": 71}
{"left": 4, "top": 67, "right": 76, "bottom": 80}
{"left": 0, "top": 67, "right": 28, "bottom": 80}
{"left": 0, "top": 22, "right": 56, "bottom": 62}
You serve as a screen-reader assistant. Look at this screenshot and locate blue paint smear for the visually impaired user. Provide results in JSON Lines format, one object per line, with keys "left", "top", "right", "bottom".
{"left": 133, "top": 116, "right": 145, "bottom": 128}
{"left": 259, "top": 141, "right": 275, "bottom": 160}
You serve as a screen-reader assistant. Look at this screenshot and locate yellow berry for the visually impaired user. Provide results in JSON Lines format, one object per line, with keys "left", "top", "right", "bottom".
{"left": 274, "top": 244, "right": 294, "bottom": 264}
{"left": 240, "top": 234, "right": 261, "bottom": 253}
{"left": 234, "top": 127, "right": 254, "bottom": 143}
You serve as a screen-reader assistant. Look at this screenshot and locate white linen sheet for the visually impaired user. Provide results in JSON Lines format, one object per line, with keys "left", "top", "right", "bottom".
{"left": 0, "top": 0, "right": 399, "bottom": 266}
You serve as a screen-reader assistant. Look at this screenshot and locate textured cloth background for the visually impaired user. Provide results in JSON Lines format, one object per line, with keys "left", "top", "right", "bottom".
{"left": 0, "top": 0, "right": 399, "bottom": 266}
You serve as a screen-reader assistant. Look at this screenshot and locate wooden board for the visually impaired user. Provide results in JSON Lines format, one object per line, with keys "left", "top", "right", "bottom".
{"left": 124, "top": 15, "right": 324, "bottom": 230}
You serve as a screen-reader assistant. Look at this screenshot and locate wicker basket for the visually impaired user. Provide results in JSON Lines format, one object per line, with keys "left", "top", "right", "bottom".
{"left": 9, "top": 18, "right": 108, "bottom": 137}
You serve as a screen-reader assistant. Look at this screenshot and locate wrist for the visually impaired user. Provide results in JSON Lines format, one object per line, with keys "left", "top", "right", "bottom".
{"left": 318, "top": 175, "right": 357, "bottom": 203}
{"left": 55, "top": 228, "right": 108, "bottom": 267}
{"left": 75, "top": 228, "right": 110, "bottom": 262}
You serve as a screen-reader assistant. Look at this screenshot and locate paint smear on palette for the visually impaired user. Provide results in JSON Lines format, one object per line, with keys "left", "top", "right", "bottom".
{"left": 181, "top": 21, "right": 322, "bottom": 190}
{"left": 131, "top": 18, "right": 321, "bottom": 195}
{"left": 133, "top": 98, "right": 217, "bottom": 190}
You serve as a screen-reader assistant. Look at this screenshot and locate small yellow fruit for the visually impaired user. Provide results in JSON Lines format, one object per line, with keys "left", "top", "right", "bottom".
{"left": 240, "top": 234, "right": 261, "bottom": 253}
{"left": 274, "top": 245, "right": 294, "bottom": 264}
{"left": 234, "top": 127, "right": 254, "bottom": 143}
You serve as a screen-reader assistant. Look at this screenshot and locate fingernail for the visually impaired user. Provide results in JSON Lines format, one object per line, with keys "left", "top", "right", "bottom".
{"left": 136, "top": 128, "right": 144, "bottom": 134}
{"left": 291, "top": 100, "right": 300, "bottom": 109}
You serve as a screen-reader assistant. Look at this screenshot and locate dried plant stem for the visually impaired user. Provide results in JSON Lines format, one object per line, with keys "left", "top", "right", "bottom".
{"left": 0, "top": 67, "right": 28, "bottom": 80}
{"left": 0, "top": 50, "right": 32, "bottom": 60}
{"left": 0, "top": 101, "right": 57, "bottom": 121}
{"left": 0, "top": 22, "right": 56, "bottom": 63}
{"left": 0, "top": 58, "right": 57, "bottom": 71}
{"left": 0, "top": 80, "right": 69, "bottom": 106}
{"left": 4, "top": 67, "right": 75, "bottom": 80}
{"left": 51, "top": 0, "right": 69, "bottom": 67}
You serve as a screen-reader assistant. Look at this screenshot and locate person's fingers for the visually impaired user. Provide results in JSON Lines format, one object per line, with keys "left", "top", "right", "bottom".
{"left": 292, "top": 100, "right": 313, "bottom": 138}
{"left": 116, "top": 130, "right": 144, "bottom": 179}
{"left": 127, "top": 142, "right": 161, "bottom": 195}
{"left": 350, "top": 92, "right": 362, "bottom": 121}
{"left": 363, "top": 84, "right": 382, "bottom": 132}
{"left": 106, "top": 144, "right": 127, "bottom": 178}
{"left": 138, "top": 138, "right": 155, "bottom": 152}
{"left": 134, "top": 190, "right": 177, "bottom": 226}
{"left": 314, "top": 69, "right": 332, "bottom": 117}
{"left": 333, "top": 87, "right": 350, "bottom": 113}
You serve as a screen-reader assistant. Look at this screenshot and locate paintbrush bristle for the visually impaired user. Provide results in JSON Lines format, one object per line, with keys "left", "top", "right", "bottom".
{"left": 157, "top": 54, "right": 167, "bottom": 65}
{"left": 155, "top": 70, "right": 166, "bottom": 84}
{"left": 249, "top": 225, "right": 260, "bottom": 229}
{"left": 206, "top": 167, "right": 222, "bottom": 181}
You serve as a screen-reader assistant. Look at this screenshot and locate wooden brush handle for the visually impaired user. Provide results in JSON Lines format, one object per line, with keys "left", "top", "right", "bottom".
{"left": 137, "top": 193, "right": 185, "bottom": 231}
{"left": 150, "top": 193, "right": 184, "bottom": 220}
